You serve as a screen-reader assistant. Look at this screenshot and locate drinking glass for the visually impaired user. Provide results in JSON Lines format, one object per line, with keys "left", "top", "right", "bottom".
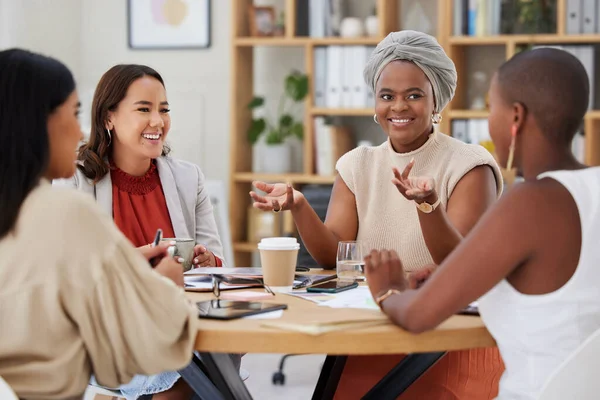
{"left": 336, "top": 241, "right": 365, "bottom": 281}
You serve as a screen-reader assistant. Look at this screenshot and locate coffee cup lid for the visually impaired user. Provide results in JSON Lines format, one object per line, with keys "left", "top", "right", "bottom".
{"left": 257, "top": 237, "right": 300, "bottom": 250}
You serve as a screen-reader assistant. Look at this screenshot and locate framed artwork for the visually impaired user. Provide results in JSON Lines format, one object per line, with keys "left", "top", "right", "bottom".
{"left": 128, "top": 0, "right": 211, "bottom": 49}
{"left": 248, "top": 6, "right": 275, "bottom": 37}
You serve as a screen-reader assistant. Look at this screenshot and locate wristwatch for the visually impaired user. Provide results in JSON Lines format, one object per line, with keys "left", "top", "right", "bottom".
{"left": 415, "top": 197, "right": 441, "bottom": 214}
{"left": 375, "top": 289, "right": 402, "bottom": 309}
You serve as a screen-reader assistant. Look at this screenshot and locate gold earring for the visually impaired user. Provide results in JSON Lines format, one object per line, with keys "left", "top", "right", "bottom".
{"left": 431, "top": 113, "right": 442, "bottom": 124}
{"left": 501, "top": 125, "right": 517, "bottom": 186}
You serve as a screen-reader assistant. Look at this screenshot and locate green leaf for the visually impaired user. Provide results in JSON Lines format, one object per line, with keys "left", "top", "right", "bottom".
{"left": 247, "top": 96, "right": 264, "bottom": 109}
{"left": 279, "top": 114, "right": 293, "bottom": 128}
{"left": 266, "top": 129, "right": 283, "bottom": 145}
{"left": 285, "top": 72, "right": 309, "bottom": 102}
{"left": 291, "top": 122, "right": 303, "bottom": 140}
{"left": 247, "top": 118, "right": 266, "bottom": 144}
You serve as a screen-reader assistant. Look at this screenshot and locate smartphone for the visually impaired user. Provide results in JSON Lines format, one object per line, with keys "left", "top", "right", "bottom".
{"left": 306, "top": 280, "right": 358, "bottom": 294}
{"left": 196, "top": 300, "right": 288, "bottom": 320}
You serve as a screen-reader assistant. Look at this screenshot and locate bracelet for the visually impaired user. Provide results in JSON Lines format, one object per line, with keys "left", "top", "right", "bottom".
{"left": 375, "top": 289, "right": 402, "bottom": 309}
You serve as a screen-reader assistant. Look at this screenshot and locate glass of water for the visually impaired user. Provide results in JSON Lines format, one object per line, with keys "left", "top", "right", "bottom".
{"left": 337, "top": 241, "right": 365, "bottom": 281}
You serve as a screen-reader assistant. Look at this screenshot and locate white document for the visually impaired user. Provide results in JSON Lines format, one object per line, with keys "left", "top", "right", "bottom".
{"left": 349, "top": 46, "right": 367, "bottom": 108}
{"left": 326, "top": 46, "right": 343, "bottom": 108}
{"left": 583, "top": 0, "right": 597, "bottom": 33}
{"left": 314, "top": 47, "right": 327, "bottom": 107}
{"left": 318, "top": 286, "right": 380, "bottom": 310}
{"left": 567, "top": 0, "right": 583, "bottom": 34}
{"left": 244, "top": 310, "right": 284, "bottom": 319}
{"left": 184, "top": 267, "right": 263, "bottom": 276}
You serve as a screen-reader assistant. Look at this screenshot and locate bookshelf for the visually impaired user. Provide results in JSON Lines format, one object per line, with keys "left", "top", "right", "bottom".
{"left": 229, "top": 0, "right": 600, "bottom": 267}
{"left": 441, "top": 0, "right": 600, "bottom": 167}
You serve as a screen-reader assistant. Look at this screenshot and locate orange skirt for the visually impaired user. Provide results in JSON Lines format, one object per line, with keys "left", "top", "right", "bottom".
{"left": 333, "top": 348, "right": 504, "bottom": 400}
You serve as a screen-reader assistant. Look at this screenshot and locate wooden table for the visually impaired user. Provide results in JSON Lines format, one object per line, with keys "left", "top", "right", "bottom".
{"left": 182, "top": 285, "right": 496, "bottom": 400}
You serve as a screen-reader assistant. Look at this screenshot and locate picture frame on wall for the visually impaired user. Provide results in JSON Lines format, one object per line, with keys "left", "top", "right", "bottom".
{"left": 128, "top": 0, "right": 211, "bottom": 49}
{"left": 248, "top": 6, "right": 276, "bottom": 37}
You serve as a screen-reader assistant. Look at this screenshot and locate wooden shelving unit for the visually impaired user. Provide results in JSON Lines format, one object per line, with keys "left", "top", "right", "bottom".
{"left": 441, "top": 0, "right": 600, "bottom": 167}
{"left": 229, "top": 0, "right": 600, "bottom": 266}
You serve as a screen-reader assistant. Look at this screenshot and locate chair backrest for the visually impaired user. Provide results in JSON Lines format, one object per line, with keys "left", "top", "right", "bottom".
{"left": 0, "top": 376, "right": 18, "bottom": 400}
{"left": 204, "top": 180, "right": 234, "bottom": 267}
{"left": 538, "top": 327, "right": 600, "bottom": 399}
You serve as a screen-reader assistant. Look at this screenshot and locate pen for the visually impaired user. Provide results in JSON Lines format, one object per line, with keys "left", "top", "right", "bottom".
{"left": 149, "top": 228, "right": 163, "bottom": 267}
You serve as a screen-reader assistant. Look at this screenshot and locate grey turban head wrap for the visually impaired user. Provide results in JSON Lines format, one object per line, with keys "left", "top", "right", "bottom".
{"left": 364, "top": 30, "right": 457, "bottom": 113}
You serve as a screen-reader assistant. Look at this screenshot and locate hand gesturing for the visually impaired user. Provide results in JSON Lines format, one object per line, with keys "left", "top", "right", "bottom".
{"left": 249, "top": 181, "right": 303, "bottom": 212}
{"left": 392, "top": 159, "right": 436, "bottom": 202}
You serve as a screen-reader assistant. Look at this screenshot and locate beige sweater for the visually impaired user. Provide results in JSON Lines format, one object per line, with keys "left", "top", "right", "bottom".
{"left": 0, "top": 181, "right": 198, "bottom": 400}
{"left": 336, "top": 131, "right": 502, "bottom": 272}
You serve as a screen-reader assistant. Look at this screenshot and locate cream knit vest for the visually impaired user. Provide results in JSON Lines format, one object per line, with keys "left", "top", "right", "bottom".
{"left": 336, "top": 131, "right": 503, "bottom": 272}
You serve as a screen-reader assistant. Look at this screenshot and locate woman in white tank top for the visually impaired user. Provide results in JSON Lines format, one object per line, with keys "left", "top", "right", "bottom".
{"left": 364, "top": 48, "right": 600, "bottom": 399}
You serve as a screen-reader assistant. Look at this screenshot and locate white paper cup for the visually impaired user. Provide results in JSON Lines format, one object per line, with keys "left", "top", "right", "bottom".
{"left": 258, "top": 237, "right": 300, "bottom": 292}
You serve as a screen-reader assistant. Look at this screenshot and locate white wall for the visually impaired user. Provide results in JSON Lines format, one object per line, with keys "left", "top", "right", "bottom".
{"left": 0, "top": 0, "right": 82, "bottom": 82}
{"left": 78, "top": 0, "right": 232, "bottom": 183}
{"left": 1, "top": 0, "right": 234, "bottom": 184}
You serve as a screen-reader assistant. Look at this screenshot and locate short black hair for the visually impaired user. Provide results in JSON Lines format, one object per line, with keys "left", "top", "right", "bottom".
{"left": 496, "top": 47, "right": 589, "bottom": 144}
{"left": 0, "top": 49, "right": 75, "bottom": 238}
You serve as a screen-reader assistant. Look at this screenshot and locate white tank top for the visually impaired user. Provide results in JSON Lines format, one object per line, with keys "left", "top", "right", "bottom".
{"left": 479, "top": 167, "right": 600, "bottom": 400}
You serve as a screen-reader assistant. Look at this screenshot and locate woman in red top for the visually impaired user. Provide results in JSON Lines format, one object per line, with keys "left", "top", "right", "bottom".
{"left": 55, "top": 64, "right": 228, "bottom": 399}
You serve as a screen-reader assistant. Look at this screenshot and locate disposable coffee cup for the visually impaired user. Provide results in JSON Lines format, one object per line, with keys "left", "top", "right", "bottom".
{"left": 162, "top": 238, "right": 195, "bottom": 271}
{"left": 258, "top": 237, "right": 300, "bottom": 292}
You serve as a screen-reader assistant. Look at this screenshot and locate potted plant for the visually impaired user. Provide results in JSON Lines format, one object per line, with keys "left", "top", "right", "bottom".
{"left": 247, "top": 70, "right": 308, "bottom": 173}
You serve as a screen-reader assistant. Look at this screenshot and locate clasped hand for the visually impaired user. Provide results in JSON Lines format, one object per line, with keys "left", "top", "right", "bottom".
{"left": 365, "top": 248, "right": 436, "bottom": 300}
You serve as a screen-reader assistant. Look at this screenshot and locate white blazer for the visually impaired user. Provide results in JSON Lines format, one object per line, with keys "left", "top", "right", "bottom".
{"left": 53, "top": 156, "right": 226, "bottom": 265}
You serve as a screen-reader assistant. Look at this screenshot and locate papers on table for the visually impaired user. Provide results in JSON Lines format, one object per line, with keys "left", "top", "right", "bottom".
{"left": 184, "top": 267, "right": 264, "bottom": 277}
{"left": 244, "top": 310, "right": 284, "bottom": 320}
{"left": 318, "top": 286, "right": 379, "bottom": 310}
{"left": 184, "top": 275, "right": 256, "bottom": 292}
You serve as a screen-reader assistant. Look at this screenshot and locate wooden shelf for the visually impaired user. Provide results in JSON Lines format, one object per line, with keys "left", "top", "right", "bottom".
{"left": 309, "top": 37, "right": 382, "bottom": 45}
{"left": 234, "top": 172, "right": 336, "bottom": 185}
{"left": 235, "top": 36, "right": 381, "bottom": 47}
{"left": 310, "top": 107, "right": 374, "bottom": 116}
{"left": 449, "top": 110, "right": 600, "bottom": 120}
{"left": 450, "top": 34, "right": 600, "bottom": 46}
{"left": 448, "top": 110, "right": 489, "bottom": 119}
{"left": 585, "top": 111, "right": 600, "bottom": 120}
{"left": 233, "top": 242, "right": 257, "bottom": 253}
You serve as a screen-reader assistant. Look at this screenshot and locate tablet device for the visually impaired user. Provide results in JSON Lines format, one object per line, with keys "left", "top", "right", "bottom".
{"left": 196, "top": 300, "right": 288, "bottom": 320}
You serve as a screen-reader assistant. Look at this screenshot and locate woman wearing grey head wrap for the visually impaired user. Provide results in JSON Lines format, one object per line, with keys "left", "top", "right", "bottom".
{"left": 250, "top": 31, "right": 503, "bottom": 398}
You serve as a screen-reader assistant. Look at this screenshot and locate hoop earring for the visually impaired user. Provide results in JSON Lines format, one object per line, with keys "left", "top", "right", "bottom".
{"left": 502, "top": 125, "right": 518, "bottom": 186}
{"left": 106, "top": 128, "right": 112, "bottom": 145}
{"left": 431, "top": 113, "right": 442, "bottom": 124}
{"left": 373, "top": 114, "right": 379, "bottom": 124}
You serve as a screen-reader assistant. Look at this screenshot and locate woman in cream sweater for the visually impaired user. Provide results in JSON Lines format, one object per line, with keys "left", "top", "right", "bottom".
{"left": 0, "top": 49, "right": 197, "bottom": 400}
{"left": 251, "top": 30, "right": 504, "bottom": 399}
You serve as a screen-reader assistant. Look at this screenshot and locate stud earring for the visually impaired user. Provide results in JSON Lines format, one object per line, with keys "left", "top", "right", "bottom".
{"left": 373, "top": 114, "right": 379, "bottom": 124}
{"left": 431, "top": 113, "right": 442, "bottom": 124}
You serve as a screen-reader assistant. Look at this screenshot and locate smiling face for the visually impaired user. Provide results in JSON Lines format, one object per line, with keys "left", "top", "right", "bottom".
{"left": 375, "top": 60, "right": 435, "bottom": 152}
{"left": 107, "top": 76, "right": 171, "bottom": 163}
{"left": 46, "top": 91, "right": 83, "bottom": 179}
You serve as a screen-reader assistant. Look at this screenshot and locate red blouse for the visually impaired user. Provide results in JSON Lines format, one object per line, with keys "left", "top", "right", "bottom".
{"left": 110, "top": 161, "right": 222, "bottom": 266}
{"left": 111, "top": 161, "right": 175, "bottom": 248}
